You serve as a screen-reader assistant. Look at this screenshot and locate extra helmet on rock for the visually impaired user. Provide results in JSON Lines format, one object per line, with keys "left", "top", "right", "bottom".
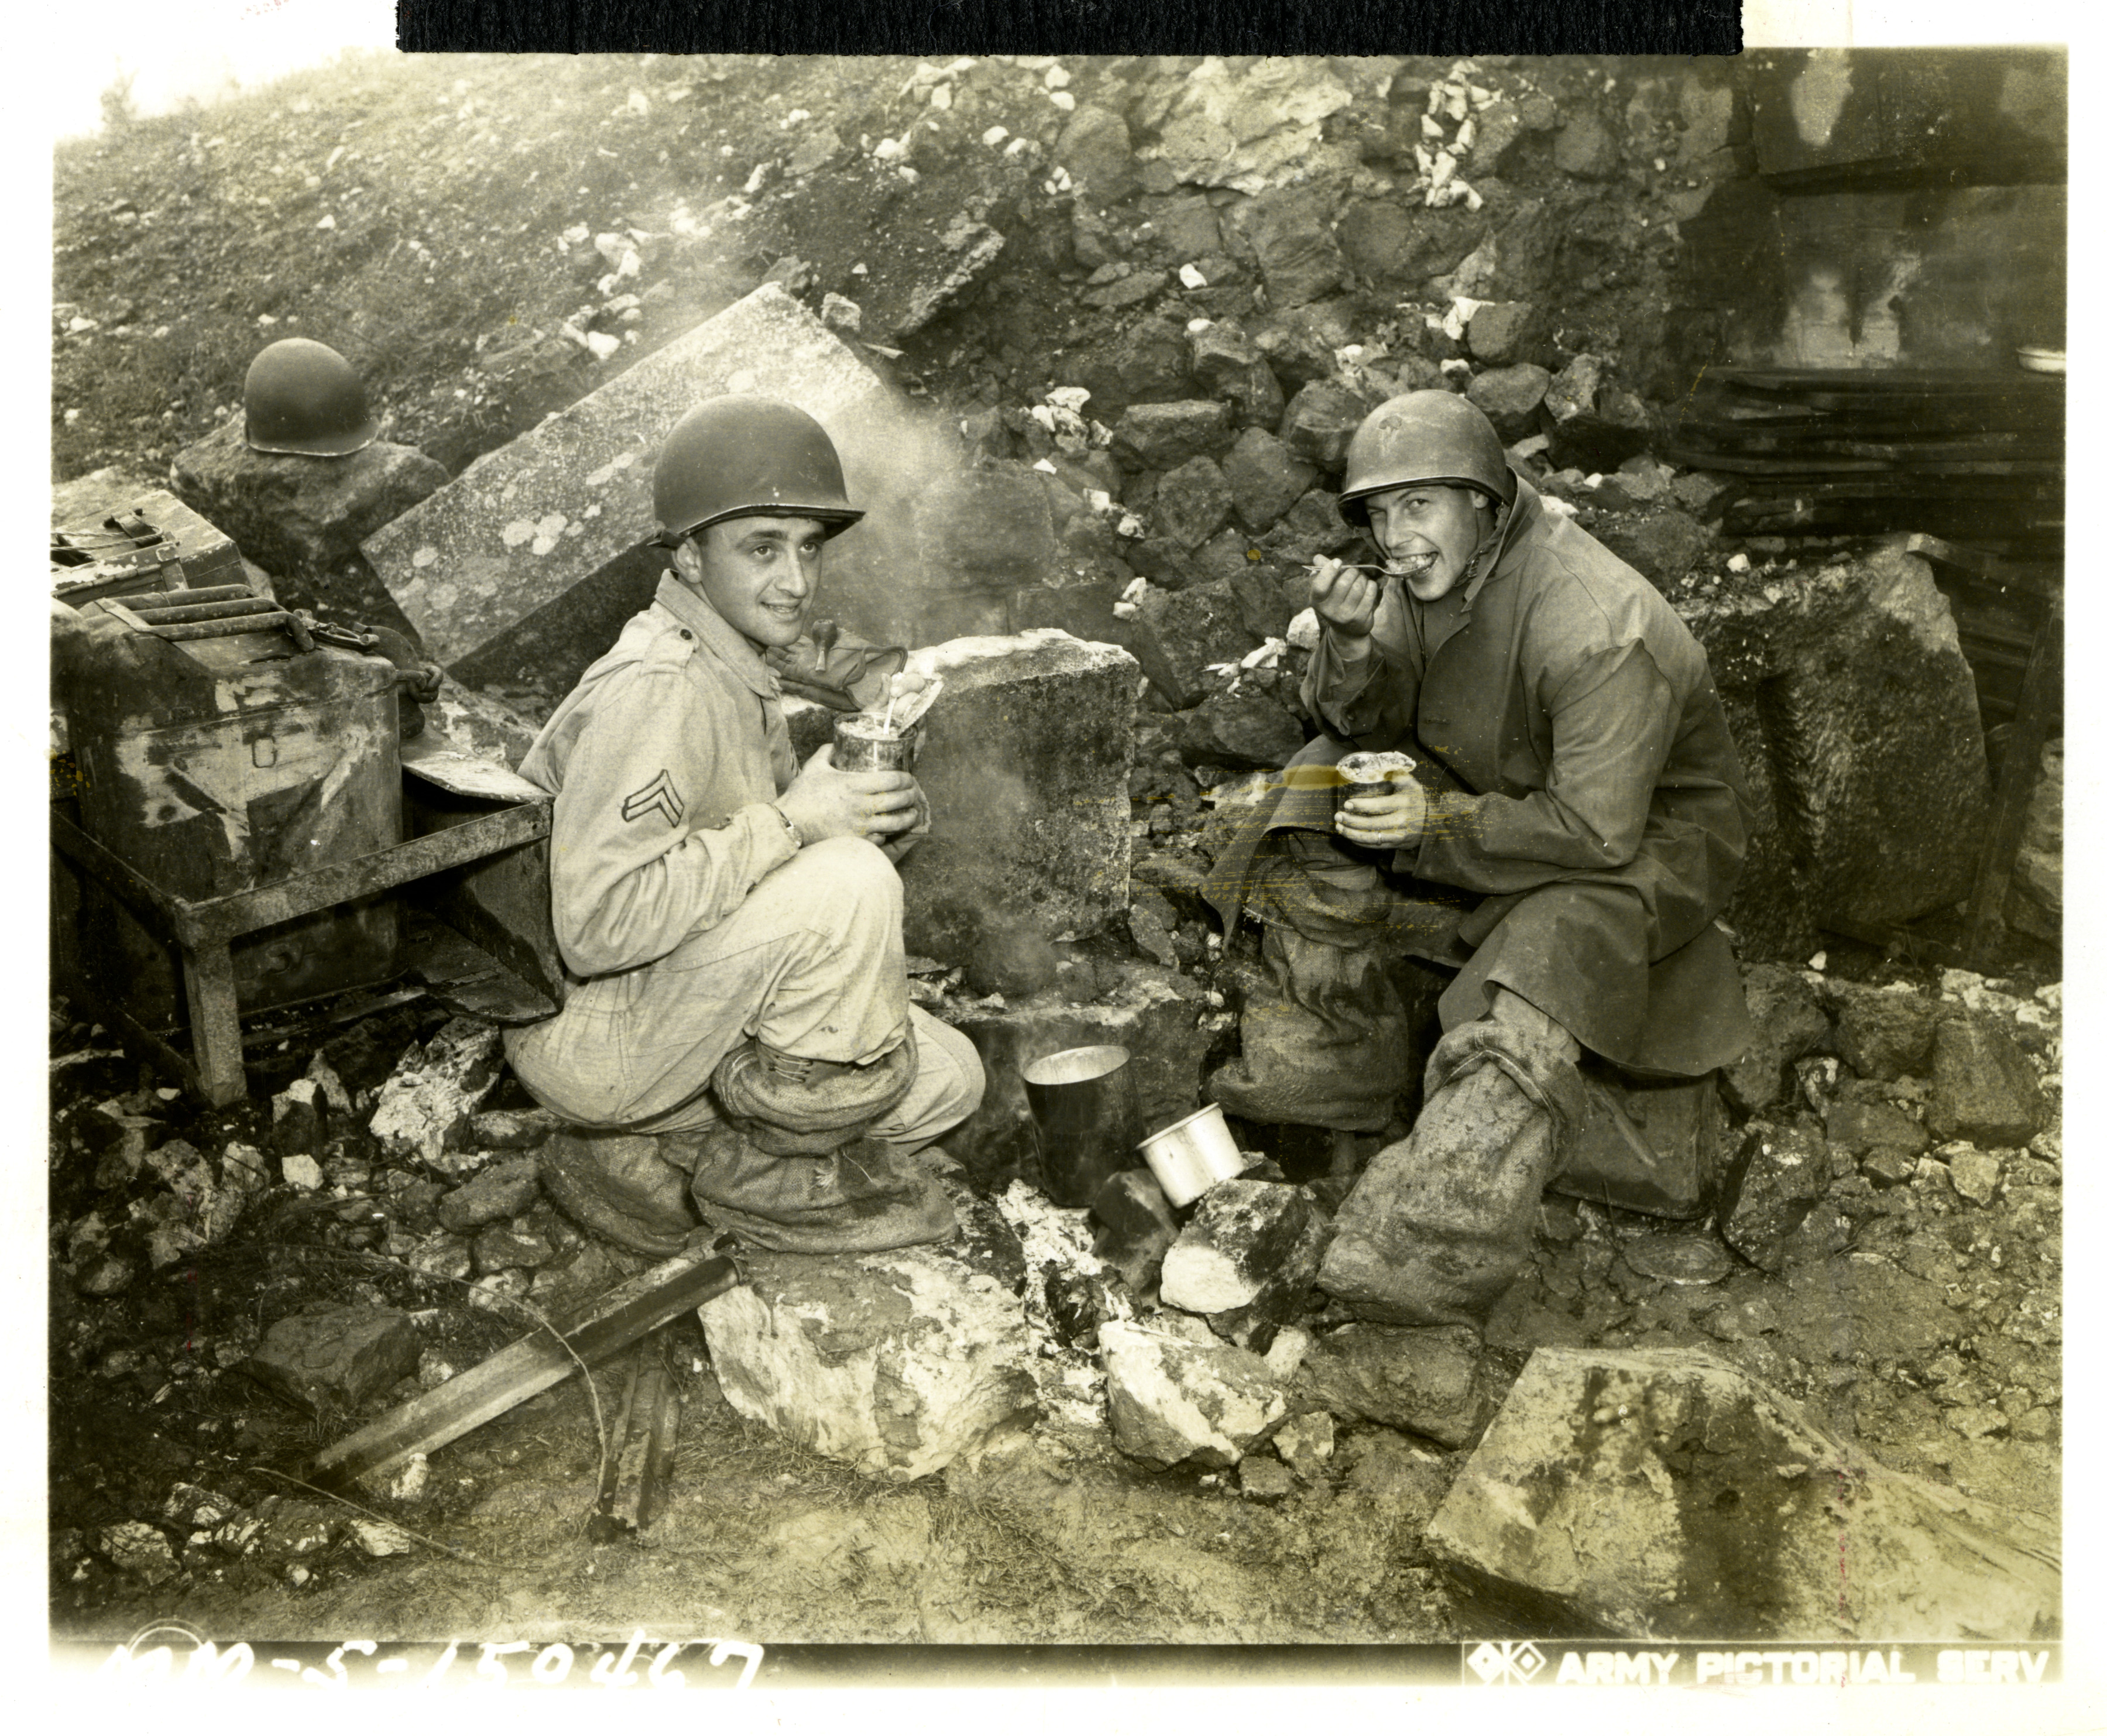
{"left": 1339, "top": 390, "right": 1516, "bottom": 524}
{"left": 243, "top": 338, "right": 379, "bottom": 456}
{"left": 653, "top": 396, "right": 864, "bottom": 543}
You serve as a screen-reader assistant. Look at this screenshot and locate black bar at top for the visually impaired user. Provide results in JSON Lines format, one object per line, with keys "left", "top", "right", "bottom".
{"left": 394, "top": 0, "right": 1743, "bottom": 59}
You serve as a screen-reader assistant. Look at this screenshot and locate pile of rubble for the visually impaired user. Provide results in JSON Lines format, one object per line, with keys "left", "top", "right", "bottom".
{"left": 50, "top": 916, "right": 2061, "bottom": 1633}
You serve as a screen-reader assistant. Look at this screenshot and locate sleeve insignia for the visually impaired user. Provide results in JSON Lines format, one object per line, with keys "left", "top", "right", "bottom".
{"left": 620, "top": 769, "right": 685, "bottom": 827}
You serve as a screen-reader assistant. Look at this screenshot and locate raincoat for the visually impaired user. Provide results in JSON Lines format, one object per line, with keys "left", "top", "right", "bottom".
{"left": 1207, "top": 476, "right": 1756, "bottom": 1078}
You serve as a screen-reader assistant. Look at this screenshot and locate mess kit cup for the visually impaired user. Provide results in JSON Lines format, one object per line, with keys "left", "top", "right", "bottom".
{"left": 1138, "top": 1102, "right": 1247, "bottom": 1207}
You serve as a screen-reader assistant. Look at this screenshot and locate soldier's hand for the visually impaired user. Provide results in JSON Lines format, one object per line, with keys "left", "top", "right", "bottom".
{"left": 777, "top": 746, "right": 921, "bottom": 846}
{"left": 1309, "top": 557, "right": 1378, "bottom": 643}
{"left": 1336, "top": 780, "right": 1427, "bottom": 852}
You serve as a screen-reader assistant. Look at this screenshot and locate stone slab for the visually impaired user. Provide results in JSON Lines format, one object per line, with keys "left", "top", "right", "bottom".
{"left": 900, "top": 630, "right": 1138, "bottom": 959}
{"left": 363, "top": 286, "right": 897, "bottom": 686}
{"left": 1426, "top": 1346, "right": 2059, "bottom": 1640}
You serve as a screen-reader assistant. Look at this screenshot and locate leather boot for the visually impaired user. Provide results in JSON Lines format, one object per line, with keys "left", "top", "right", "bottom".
{"left": 1317, "top": 1018, "right": 1587, "bottom": 1328}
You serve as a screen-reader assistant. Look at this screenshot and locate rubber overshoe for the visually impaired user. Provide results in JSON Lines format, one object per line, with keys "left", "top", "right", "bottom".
{"left": 538, "top": 1131, "right": 705, "bottom": 1258}
{"left": 687, "top": 1124, "right": 956, "bottom": 1254}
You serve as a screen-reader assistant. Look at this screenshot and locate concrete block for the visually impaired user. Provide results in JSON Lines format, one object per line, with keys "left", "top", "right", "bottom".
{"left": 698, "top": 1243, "right": 1038, "bottom": 1481}
{"left": 1099, "top": 1318, "right": 1288, "bottom": 1469}
{"left": 900, "top": 630, "right": 1138, "bottom": 959}
{"left": 1687, "top": 545, "right": 1992, "bottom": 935}
{"left": 363, "top": 286, "right": 898, "bottom": 692}
{"left": 1426, "top": 1346, "right": 2060, "bottom": 1639}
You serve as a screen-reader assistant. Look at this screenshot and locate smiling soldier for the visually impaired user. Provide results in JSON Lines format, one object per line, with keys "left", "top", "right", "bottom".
{"left": 1207, "top": 390, "right": 1755, "bottom": 1327}
{"left": 504, "top": 396, "right": 983, "bottom": 1254}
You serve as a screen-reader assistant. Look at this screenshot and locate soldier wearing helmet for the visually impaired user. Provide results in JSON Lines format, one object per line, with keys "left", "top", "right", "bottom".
{"left": 243, "top": 338, "right": 380, "bottom": 456}
{"left": 502, "top": 397, "right": 983, "bottom": 1255}
{"left": 1206, "top": 390, "right": 1755, "bottom": 1328}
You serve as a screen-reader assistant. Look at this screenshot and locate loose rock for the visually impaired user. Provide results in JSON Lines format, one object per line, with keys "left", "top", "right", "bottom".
{"left": 243, "top": 1304, "right": 423, "bottom": 1413}
{"left": 368, "top": 1017, "right": 505, "bottom": 1169}
{"left": 1278, "top": 382, "right": 1371, "bottom": 470}
{"left": 1114, "top": 400, "right": 1234, "bottom": 471}
{"left": 1220, "top": 426, "right": 1316, "bottom": 531}
{"left": 437, "top": 1155, "right": 543, "bottom": 1231}
{"left": 1160, "top": 1179, "right": 1329, "bottom": 1337}
{"left": 1099, "top": 1318, "right": 1288, "bottom": 1469}
{"left": 1294, "top": 1322, "right": 1498, "bottom": 1450}
{"left": 1465, "top": 363, "right": 1552, "bottom": 440}
{"left": 1720, "top": 962, "right": 1830, "bottom": 1113}
{"left": 1929, "top": 1014, "right": 2043, "bottom": 1147}
{"left": 1717, "top": 1122, "right": 1828, "bottom": 1274}
{"left": 1152, "top": 456, "right": 1234, "bottom": 548}
{"left": 698, "top": 1243, "right": 1038, "bottom": 1481}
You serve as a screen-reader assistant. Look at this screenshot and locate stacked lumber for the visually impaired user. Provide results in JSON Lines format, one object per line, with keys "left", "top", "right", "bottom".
{"left": 1665, "top": 368, "right": 2064, "bottom": 553}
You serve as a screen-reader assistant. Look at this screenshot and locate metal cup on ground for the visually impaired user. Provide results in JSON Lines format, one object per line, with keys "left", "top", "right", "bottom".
{"left": 832, "top": 712, "right": 914, "bottom": 773}
{"left": 1336, "top": 749, "right": 1418, "bottom": 807}
{"left": 1138, "top": 1102, "right": 1247, "bottom": 1207}
{"left": 1022, "top": 1045, "right": 1137, "bottom": 1208}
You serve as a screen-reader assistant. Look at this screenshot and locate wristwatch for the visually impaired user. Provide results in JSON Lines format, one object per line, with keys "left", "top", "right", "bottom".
{"left": 770, "top": 804, "right": 804, "bottom": 850}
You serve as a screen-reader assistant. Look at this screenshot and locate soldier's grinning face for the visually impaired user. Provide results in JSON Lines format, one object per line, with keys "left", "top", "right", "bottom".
{"left": 677, "top": 515, "right": 828, "bottom": 651}
{"left": 1363, "top": 484, "right": 1495, "bottom": 603}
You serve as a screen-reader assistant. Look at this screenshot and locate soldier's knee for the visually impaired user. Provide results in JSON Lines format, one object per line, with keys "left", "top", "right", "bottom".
{"left": 795, "top": 835, "right": 901, "bottom": 920}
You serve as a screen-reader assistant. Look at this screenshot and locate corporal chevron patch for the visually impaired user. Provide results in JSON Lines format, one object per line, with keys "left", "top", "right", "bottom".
{"left": 620, "top": 769, "right": 685, "bottom": 827}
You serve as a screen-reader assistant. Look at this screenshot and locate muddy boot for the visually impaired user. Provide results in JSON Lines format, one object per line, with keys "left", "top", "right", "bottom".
{"left": 685, "top": 1032, "right": 955, "bottom": 1253}
{"left": 1317, "top": 1019, "right": 1586, "bottom": 1328}
{"left": 686, "top": 1128, "right": 956, "bottom": 1254}
{"left": 1208, "top": 923, "right": 1441, "bottom": 1132}
{"left": 539, "top": 1131, "right": 706, "bottom": 1258}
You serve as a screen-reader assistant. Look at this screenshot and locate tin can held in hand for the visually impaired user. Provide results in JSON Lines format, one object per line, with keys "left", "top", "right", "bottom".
{"left": 1336, "top": 749, "right": 1418, "bottom": 807}
{"left": 833, "top": 713, "right": 914, "bottom": 773}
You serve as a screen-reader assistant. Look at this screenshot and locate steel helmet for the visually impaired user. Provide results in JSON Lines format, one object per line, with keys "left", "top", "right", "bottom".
{"left": 652, "top": 396, "right": 864, "bottom": 543}
{"left": 1338, "top": 390, "right": 1515, "bottom": 525}
{"left": 243, "top": 338, "right": 379, "bottom": 456}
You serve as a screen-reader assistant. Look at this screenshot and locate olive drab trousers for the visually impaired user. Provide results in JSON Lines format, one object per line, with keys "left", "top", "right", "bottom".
{"left": 504, "top": 836, "right": 984, "bottom": 1145}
